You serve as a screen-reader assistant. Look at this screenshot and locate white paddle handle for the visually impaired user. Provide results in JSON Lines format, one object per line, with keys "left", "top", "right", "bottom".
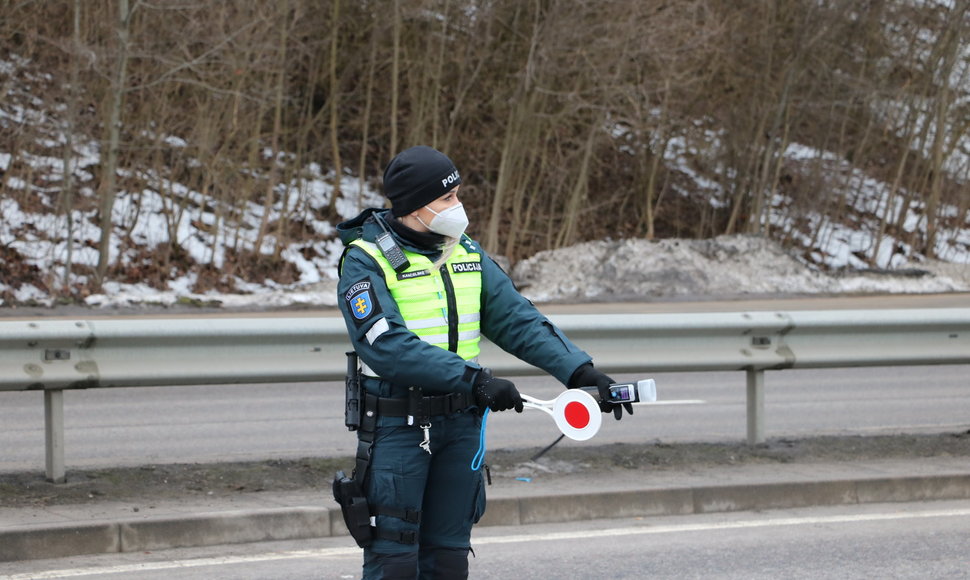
{"left": 520, "top": 394, "right": 555, "bottom": 415}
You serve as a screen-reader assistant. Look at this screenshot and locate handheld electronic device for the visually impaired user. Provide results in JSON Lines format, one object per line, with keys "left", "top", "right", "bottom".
{"left": 581, "top": 379, "right": 657, "bottom": 405}
{"left": 375, "top": 224, "right": 410, "bottom": 272}
{"left": 605, "top": 382, "right": 638, "bottom": 403}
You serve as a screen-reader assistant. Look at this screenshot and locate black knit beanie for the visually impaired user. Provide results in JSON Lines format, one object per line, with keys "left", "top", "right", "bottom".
{"left": 383, "top": 146, "right": 461, "bottom": 217}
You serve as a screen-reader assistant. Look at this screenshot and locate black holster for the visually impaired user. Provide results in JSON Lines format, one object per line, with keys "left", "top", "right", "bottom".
{"left": 334, "top": 377, "right": 428, "bottom": 548}
{"left": 335, "top": 356, "right": 375, "bottom": 547}
{"left": 332, "top": 470, "right": 373, "bottom": 547}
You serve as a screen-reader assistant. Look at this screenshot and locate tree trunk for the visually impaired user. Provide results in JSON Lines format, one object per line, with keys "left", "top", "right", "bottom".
{"left": 96, "top": 0, "right": 134, "bottom": 288}
{"left": 358, "top": 22, "right": 378, "bottom": 214}
{"left": 254, "top": 0, "right": 289, "bottom": 257}
{"left": 389, "top": 0, "right": 401, "bottom": 155}
{"left": 327, "top": 0, "right": 343, "bottom": 213}
{"left": 59, "top": 0, "right": 82, "bottom": 294}
{"left": 555, "top": 123, "right": 597, "bottom": 250}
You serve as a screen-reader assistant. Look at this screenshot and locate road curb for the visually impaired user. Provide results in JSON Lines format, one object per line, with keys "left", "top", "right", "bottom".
{"left": 3, "top": 472, "right": 969, "bottom": 562}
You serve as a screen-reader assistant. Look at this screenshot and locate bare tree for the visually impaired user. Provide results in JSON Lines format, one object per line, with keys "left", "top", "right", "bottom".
{"left": 327, "top": 0, "right": 343, "bottom": 213}
{"left": 254, "top": 0, "right": 291, "bottom": 257}
{"left": 95, "top": 0, "right": 135, "bottom": 288}
{"left": 57, "top": 0, "right": 84, "bottom": 294}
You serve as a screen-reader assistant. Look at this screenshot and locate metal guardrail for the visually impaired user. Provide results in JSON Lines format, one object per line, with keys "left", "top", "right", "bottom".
{"left": 2, "top": 309, "right": 968, "bottom": 482}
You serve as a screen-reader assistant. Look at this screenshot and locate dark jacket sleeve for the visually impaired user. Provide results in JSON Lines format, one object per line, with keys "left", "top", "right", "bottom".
{"left": 479, "top": 252, "right": 591, "bottom": 385}
{"left": 337, "top": 246, "right": 480, "bottom": 395}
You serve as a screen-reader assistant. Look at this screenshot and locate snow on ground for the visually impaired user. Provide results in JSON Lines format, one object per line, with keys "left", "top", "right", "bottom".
{"left": 71, "top": 234, "right": 970, "bottom": 310}
{"left": 1, "top": 52, "right": 969, "bottom": 311}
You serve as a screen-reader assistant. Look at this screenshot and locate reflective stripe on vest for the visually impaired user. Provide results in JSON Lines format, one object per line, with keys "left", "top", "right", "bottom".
{"left": 351, "top": 239, "right": 483, "bottom": 361}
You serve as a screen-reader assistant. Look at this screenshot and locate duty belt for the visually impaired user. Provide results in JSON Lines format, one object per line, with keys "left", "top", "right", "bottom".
{"left": 365, "top": 390, "right": 475, "bottom": 418}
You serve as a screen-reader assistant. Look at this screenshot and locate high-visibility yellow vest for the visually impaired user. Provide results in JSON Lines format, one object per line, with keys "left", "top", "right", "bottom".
{"left": 350, "top": 239, "right": 482, "bottom": 360}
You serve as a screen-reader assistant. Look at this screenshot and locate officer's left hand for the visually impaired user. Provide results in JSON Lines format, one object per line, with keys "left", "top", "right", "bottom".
{"left": 568, "top": 363, "right": 633, "bottom": 420}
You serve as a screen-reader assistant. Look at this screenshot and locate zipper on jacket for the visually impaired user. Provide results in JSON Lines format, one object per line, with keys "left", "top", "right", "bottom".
{"left": 439, "top": 264, "right": 459, "bottom": 352}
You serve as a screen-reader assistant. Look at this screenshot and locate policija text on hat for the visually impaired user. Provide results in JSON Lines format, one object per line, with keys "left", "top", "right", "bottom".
{"left": 334, "top": 145, "right": 632, "bottom": 580}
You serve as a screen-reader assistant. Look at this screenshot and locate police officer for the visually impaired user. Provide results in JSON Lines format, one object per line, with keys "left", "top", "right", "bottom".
{"left": 336, "top": 145, "right": 631, "bottom": 579}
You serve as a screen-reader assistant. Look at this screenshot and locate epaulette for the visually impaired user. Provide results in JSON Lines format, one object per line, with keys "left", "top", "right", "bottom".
{"left": 459, "top": 235, "right": 481, "bottom": 254}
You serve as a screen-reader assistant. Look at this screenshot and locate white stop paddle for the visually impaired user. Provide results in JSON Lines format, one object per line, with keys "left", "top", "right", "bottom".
{"left": 521, "top": 389, "right": 603, "bottom": 441}
{"left": 521, "top": 379, "right": 705, "bottom": 441}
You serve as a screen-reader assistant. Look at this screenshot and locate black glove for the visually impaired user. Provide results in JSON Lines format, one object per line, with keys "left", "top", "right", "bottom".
{"left": 568, "top": 363, "right": 633, "bottom": 420}
{"left": 474, "top": 370, "right": 524, "bottom": 413}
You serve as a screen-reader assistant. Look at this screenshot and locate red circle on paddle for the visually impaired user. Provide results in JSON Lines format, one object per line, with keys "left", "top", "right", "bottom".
{"left": 564, "top": 401, "right": 591, "bottom": 429}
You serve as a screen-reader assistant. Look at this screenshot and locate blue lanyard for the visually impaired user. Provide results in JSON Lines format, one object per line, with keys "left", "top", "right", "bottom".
{"left": 470, "top": 408, "right": 490, "bottom": 471}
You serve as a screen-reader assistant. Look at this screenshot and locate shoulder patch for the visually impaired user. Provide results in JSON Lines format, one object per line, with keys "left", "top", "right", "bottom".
{"left": 344, "top": 279, "right": 382, "bottom": 326}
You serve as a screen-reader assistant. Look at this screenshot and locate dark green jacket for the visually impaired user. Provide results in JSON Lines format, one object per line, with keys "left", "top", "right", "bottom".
{"left": 336, "top": 208, "right": 591, "bottom": 398}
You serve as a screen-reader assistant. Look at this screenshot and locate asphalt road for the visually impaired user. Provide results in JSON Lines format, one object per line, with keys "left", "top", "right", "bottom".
{"left": 2, "top": 500, "right": 968, "bottom": 579}
{"left": 1, "top": 364, "right": 968, "bottom": 472}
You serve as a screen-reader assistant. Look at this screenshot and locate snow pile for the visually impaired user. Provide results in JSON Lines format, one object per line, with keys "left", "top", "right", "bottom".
{"left": 512, "top": 235, "right": 970, "bottom": 303}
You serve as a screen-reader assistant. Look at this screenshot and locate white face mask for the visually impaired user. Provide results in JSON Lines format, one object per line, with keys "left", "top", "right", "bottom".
{"left": 418, "top": 203, "right": 469, "bottom": 238}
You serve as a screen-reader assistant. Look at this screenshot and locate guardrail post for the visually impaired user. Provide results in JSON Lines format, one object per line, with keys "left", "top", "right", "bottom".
{"left": 746, "top": 368, "right": 765, "bottom": 445}
{"left": 44, "top": 389, "right": 66, "bottom": 483}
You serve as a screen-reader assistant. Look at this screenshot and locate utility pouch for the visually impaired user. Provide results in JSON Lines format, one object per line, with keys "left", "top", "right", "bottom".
{"left": 344, "top": 352, "right": 362, "bottom": 431}
{"left": 332, "top": 470, "right": 373, "bottom": 548}
{"left": 406, "top": 386, "right": 428, "bottom": 426}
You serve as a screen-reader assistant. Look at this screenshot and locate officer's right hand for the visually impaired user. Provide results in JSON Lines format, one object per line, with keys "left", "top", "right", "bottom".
{"left": 568, "top": 363, "right": 633, "bottom": 420}
{"left": 473, "top": 371, "right": 524, "bottom": 413}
